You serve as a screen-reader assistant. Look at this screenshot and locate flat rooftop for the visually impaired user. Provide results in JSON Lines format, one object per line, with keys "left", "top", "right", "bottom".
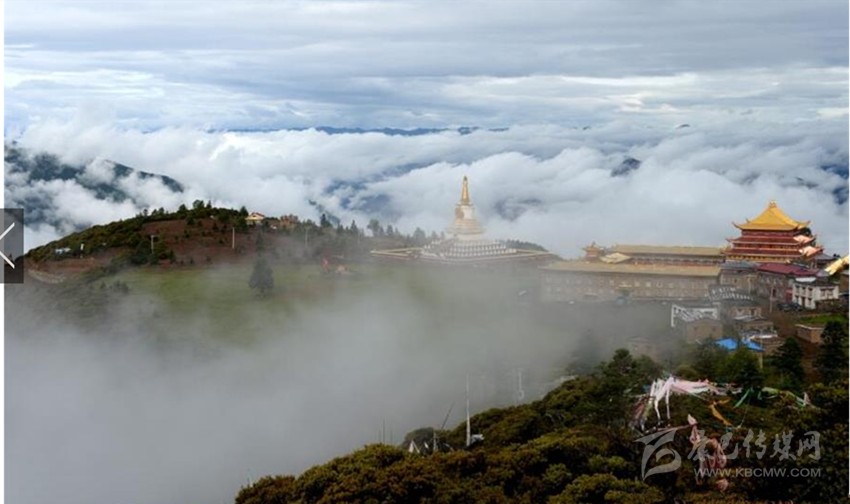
{"left": 610, "top": 244, "right": 724, "bottom": 257}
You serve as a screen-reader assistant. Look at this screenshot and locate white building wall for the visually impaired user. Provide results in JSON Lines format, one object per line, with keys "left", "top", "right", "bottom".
{"left": 792, "top": 281, "right": 840, "bottom": 309}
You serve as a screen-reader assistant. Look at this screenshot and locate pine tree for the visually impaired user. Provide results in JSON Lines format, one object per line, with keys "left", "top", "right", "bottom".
{"left": 249, "top": 255, "right": 274, "bottom": 296}
{"left": 367, "top": 219, "right": 383, "bottom": 237}
{"left": 815, "top": 321, "right": 848, "bottom": 383}
{"left": 772, "top": 336, "right": 804, "bottom": 392}
{"left": 723, "top": 347, "right": 763, "bottom": 390}
{"left": 413, "top": 227, "right": 427, "bottom": 246}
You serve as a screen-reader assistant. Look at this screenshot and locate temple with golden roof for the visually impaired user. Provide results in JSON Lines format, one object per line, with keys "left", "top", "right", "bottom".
{"left": 723, "top": 201, "right": 822, "bottom": 264}
{"left": 371, "top": 176, "right": 553, "bottom": 265}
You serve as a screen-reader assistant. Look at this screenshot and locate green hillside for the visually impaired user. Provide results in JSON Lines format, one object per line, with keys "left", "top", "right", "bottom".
{"left": 235, "top": 340, "right": 849, "bottom": 504}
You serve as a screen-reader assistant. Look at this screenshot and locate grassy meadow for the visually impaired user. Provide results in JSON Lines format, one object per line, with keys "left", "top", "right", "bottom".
{"left": 103, "top": 261, "right": 545, "bottom": 345}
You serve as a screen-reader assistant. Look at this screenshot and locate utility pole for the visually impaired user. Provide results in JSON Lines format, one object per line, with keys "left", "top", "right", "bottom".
{"left": 150, "top": 234, "right": 155, "bottom": 253}
{"left": 232, "top": 226, "right": 236, "bottom": 250}
{"left": 516, "top": 368, "right": 525, "bottom": 404}
{"left": 465, "top": 374, "right": 471, "bottom": 448}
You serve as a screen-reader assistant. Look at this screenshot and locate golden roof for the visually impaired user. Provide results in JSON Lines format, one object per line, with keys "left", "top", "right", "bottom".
{"left": 541, "top": 260, "right": 721, "bottom": 277}
{"left": 734, "top": 201, "right": 809, "bottom": 231}
{"left": 609, "top": 244, "right": 724, "bottom": 257}
{"left": 824, "top": 255, "right": 850, "bottom": 276}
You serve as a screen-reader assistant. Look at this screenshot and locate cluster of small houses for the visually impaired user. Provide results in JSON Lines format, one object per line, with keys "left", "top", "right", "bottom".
{"left": 657, "top": 260, "right": 848, "bottom": 359}
{"left": 537, "top": 200, "right": 849, "bottom": 360}
{"left": 244, "top": 212, "right": 301, "bottom": 231}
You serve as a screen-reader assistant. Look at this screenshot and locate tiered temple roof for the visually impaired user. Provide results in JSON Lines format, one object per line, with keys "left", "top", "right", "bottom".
{"left": 724, "top": 201, "right": 821, "bottom": 264}
{"left": 733, "top": 201, "right": 809, "bottom": 231}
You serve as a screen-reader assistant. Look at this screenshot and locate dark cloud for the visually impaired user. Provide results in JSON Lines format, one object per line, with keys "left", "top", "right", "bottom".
{"left": 5, "top": 0, "right": 847, "bottom": 129}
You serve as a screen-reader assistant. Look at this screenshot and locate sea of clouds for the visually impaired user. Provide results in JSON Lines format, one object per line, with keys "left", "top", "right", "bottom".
{"left": 8, "top": 115, "right": 849, "bottom": 257}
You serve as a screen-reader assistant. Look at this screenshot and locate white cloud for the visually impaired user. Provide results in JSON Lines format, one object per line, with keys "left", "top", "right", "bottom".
{"left": 79, "top": 158, "right": 117, "bottom": 186}
{"left": 11, "top": 116, "right": 848, "bottom": 256}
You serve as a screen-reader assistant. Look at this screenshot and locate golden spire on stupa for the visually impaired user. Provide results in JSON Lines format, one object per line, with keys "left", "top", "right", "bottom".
{"left": 448, "top": 175, "right": 484, "bottom": 237}
{"left": 460, "top": 175, "right": 471, "bottom": 205}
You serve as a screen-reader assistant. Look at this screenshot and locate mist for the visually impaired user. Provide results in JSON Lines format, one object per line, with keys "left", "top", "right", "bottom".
{"left": 6, "top": 263, "right": 670, "bottom": 504}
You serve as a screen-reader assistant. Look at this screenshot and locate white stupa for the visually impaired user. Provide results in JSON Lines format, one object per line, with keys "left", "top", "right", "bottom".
{"left": 372, "top": 176, "right": 554, "bottom": 265}
{"left": 446, "top": 176, "right": 485, "bottom": 238}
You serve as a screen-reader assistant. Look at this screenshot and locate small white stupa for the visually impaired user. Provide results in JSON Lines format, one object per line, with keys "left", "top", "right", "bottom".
{"left": 371, "top": 176, "right": 554, "bottom": 266}
{"left": 446, "top": 176, "right": 485, "bottom": 237}
{"left": 418, "top": 176, "right": 551, "bottom": 264}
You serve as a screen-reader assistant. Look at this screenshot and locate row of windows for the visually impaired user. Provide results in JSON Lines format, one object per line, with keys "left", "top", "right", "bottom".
{"left": 630, "top": 258, "right": 720, "bottom": 265}
{"left": 546, "top": 286, "right": 706, "bottom": 298}
{"left": 544, "top": 276, "right": 708, "bottom": 289}
{"left": 793, "top": 288, "right": 837, "bottom": 299}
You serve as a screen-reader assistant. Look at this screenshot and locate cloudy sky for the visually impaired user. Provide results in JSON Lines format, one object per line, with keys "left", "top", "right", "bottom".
{"left": 4, "top": 0, "right": 849, "bottom": 254}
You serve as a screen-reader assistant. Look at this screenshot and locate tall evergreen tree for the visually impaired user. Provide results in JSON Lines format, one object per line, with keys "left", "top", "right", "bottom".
{"left": 367, "top": 219, "right": 383, "bottom": 237}
{"left": 723, "top": 347, "right": 763, "bottom": 390}
{"left": 815, "top": 321, "right": 848, "bottom": 383}
{"left": 412, "top": 227, "right": 427, "bottom": 246}
{"left": 249, "top": 255, "right": 274, "bottom": 296}
{"left": 772, "top": 336, "right": 804, "bottom": 392}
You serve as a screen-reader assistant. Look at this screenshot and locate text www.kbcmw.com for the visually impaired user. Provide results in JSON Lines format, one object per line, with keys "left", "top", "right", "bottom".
{"left": 695, "top": 467, "right": 822, "bottom": 479}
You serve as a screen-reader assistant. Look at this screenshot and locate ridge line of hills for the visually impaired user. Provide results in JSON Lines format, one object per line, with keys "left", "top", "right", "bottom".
{"left": 24, "top": 203, "right": 548, "bottom": 280}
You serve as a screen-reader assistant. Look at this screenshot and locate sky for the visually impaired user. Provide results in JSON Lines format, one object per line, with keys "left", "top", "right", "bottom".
{"left": 5, "top": 1, "right": 848, "bottom": 131}
{"left": 5, "top": 1, "right": 849, "bottom": 255}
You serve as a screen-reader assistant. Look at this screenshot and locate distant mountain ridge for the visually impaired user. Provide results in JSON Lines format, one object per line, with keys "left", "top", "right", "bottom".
{"left": 4, "top": 144, "right": 185, "bottom": 232}
{"left": 224, "top": 125, "right": 489, "bottom": 136}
